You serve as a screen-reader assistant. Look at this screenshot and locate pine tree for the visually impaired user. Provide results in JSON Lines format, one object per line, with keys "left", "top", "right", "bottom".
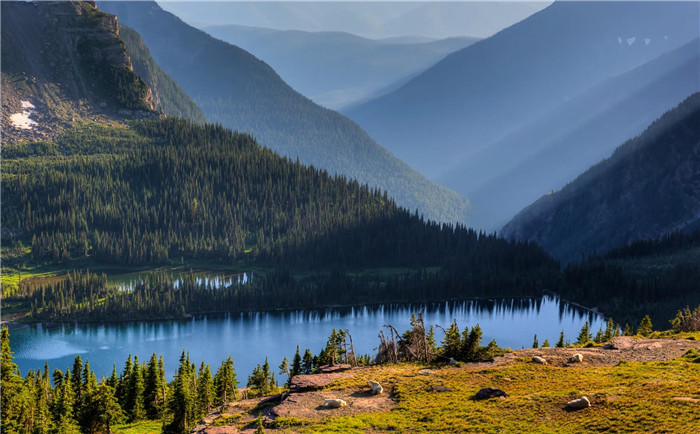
{"left": 302, "top": 349, "right": 314, "bottom": 374}
{"left": 196, "top": 363, "right": 214, "bottom": 417}
{"left": 278, "top": 357, "right": 290, "bottom": 388}
{"left": 125, "top": 357, "right": 145, "bottom": 421}
{"left": 576, "top": 321, "right": 592, "bottom": 345}
{"left": 623, "top": 323, "right": 633, "bottom": 336}
{"left": 463, "top": 324, "right": 482, "bottom": 362}
{"left": 542, "top": 339, "right": 550, "bottom": 348}
{"left": 291, "top": 346, "right": 302, "bottom": 378}
{"left": 594, "top": 325, "right": 604, "bottom": 343}
{"left": 638, "top": 315, "right": 653, "bottom": 337}
{"left": 117, "top": 355, "right": 133, "bottom": 409}
{"left": 532, "top": 334, "right": 539, "bottom": 348}
{"left": 71, "top": 355, "right": 84, "bottom": 415}
{"left": 213, "top": 356, "right": 237, "bottom": 404}
{"left": 603, "top": 317, "right": 615, "bottom": 342}
{"left": 164, "top": 351, "right": 195, "bottom": 434}
{"left": 2, "top": 327, "right": 25, "bottom": 432}
{"left": 144, "top": 353, "right": 166, "bottom": 420}
{"left": 82, "top": 383, "right": 124, "bottom": 434}
{"left": 441, "top": 320, "right": 461, "bottom": 359}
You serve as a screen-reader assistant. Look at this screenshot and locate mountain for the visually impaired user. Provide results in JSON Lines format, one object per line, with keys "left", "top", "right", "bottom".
{"left": 346, "top": 1, "right": 700, "bottom": 180}
{"left": 97, "top": 1, "right": 469, "bottom": 224}
{"left": 159, "top": 1, "right": 548, "bottom": 39}
{"left": 203, "top": 24, "right": 478, "bottom": 109}
{"left": 441, "top": 38, "right": 700, "bottom": 230}
{"left": 1, "top": 0, "right": 157, "bottom": 143}
{"left": 119, "top": 25, "right": 207, "bottom": 123}
{"left": 501, "top": 94, "right": 700, "bottom": 264}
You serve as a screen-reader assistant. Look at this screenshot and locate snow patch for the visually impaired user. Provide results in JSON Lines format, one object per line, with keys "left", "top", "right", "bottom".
{"left": 10, "top": 100, "right": 38, "bottom": 130}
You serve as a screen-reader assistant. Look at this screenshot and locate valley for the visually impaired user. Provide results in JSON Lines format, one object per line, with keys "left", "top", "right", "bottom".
{"left": 1, "top": 1, "right": 699, "bottom": 433}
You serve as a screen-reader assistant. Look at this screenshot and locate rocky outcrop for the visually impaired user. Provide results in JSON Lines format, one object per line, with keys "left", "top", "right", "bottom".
{"left": 1, "top": 0, "right": 157, "bottom": 142}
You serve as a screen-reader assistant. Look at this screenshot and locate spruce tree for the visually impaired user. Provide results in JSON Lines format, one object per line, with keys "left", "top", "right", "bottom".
{"left": 542, "top": 339, "right": 550, "bottom": 348}
{"left": 638, "top": 315, "right": 653, "bottom": 337}
{"left": 302, "top": 349, "right": 313, "bottom": 374}
{"left": 291, "top": 346, "right": 302, "bottom": 378}
{"left": 532, "top": 334, "right": 539, "bottom": 348}
{"left": 441, "top": 320, "right": 461, "bottom": 359}
{"left": 144, "top": 353, "right": 165, "bottom": 419}
{"left": 603, "top": 317, "right": 615, "bottom": 342}
{"left": 213, "top": 356, "right": 237, "bottom": 404}
{"left": 196, "top": 363, "right": 214, "bottom": 417}
{"left": 623, "top": 323, "right": 633, "bottom": 336}
{"left": 576, "top": 321, "right": 592, "bottom": 345}
{"left": 464, "top": 324, "right": 482, "bottom": 361}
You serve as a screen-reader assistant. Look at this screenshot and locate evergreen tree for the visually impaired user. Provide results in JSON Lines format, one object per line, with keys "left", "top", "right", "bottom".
{"left": 594, "top": 326, "right": 604, "bottom": 343}
{"left": 71, "top": 355, "right": 83, "bottom": 415}
{"left": 144, "top": 353, "right": 165, "bottom": 419}
{"left": 441, "top": 320, "right": 461, "bottom": 359}
{"left": 164, "top": 351, "right": 196, "bottom": 434}
{"left": 291, "top": 346, "right": 302, "bottom": 378}
{"left": 542, "top": 339, "right": 550, "bottom": 348}
{"left": 603, "top": 317, "right": 615, "bottom": 342}
{"left": 125, "top": 357, "right": 145, "bottom": 421}
{"left": 82, "top": 384, "right": 124, "bottom": 434}
{"left": 638, "top": 315, "right": 653, "bottom": 337}
{"left": 196, "top": 363, "right": 214, "bottom": 416}
{"left": 623, "top": 323, "right": 633, "bottom": 336}
{"left": 213, "top": 356, "right": 237, "bottom": 404}
{"left": 117, "top": 354, "right": 133, "bottom": 409}
{"left": 463, "top": 324, "right": 482, "bottom": 362}
{"left": 302, "top": 349, "right": 314, "bottom": 374}
{"left": 0, "top": 326, "right": 22, "bottom": 433}
{"left": 278, "top": 357, "right": 290, "bottom": 388}
{"left": 532, "top": 334, "right": 539, "bottom": 348}
{"left": 576, "top": 321, "right": 592, "bottom": 345}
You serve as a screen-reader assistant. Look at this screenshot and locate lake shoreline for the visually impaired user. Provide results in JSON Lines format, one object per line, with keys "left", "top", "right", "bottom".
{"left": 1, "top": 293, "right": 583, "bottom": 327}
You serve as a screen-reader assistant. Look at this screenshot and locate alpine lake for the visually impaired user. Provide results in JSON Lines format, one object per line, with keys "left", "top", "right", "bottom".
{"left": 7, "top": 269, "right": 604, "bottom": 380}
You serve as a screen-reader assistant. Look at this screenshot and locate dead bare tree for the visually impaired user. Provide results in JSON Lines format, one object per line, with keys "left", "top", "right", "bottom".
{"left": 344, "top": 329, "right": 358, "bottom": 367}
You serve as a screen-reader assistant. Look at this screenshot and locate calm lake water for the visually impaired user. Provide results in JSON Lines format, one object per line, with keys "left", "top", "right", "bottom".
{"left": 7, "top": 296, "right": 603, "bottom": 380}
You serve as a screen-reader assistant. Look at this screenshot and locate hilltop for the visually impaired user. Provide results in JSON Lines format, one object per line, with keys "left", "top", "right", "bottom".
{"left": 190, "top": 336, "right": 700, "bottom": 433}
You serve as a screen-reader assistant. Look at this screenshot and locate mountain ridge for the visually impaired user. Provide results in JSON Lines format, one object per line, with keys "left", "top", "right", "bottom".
{"left": 98, "top": 0, "right": 470, "bottom": 224}
{"left": 501, "top": 93, "right": 700, "bottom": 263}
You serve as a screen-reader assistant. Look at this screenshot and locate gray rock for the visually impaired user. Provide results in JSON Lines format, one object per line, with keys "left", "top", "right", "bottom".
{"left": 567, "top": 396, "right": 591, "bottom": 409}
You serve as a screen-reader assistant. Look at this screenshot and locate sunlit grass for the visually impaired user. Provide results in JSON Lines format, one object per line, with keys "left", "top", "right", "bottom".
{"left": 112, "top": 420, "right": 162, "bottom": 434}
{"left": 268, "top": 355, "right": 700, "bottom": 433}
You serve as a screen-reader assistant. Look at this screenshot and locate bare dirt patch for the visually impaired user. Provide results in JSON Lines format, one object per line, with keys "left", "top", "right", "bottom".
{"left": 270, "top": 387, "right": 395, "bottom": 421}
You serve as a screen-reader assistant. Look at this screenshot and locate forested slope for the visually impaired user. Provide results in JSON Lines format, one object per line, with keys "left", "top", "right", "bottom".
{"left": 98, "top": 0, "right": 470, "bottom": 224}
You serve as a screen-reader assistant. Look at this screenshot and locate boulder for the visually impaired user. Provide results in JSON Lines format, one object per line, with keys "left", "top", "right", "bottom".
{"left": 448, "top": 358, "right": 458, "bottom": 365}
{"left": 567, "top": 396, "right": 591, "bottom": 409}
{"left": 474, "top": 387, "right": 508, "bottom": 400}
{"left": 532, "top": 356, "right": 547, "bottom": 365}
{"left": 368, "top": 380, "right": 383, "bottom": 395}
{"left": 323, "top": 398, "right": 347, "bottom": 408}
{"left": 568, "top": 353, "right": 583, "bottom": 363}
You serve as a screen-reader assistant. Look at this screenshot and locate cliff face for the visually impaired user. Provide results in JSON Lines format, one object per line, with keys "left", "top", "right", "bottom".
{"left": 1, "top": 0, "right": 156, "bottom": 143}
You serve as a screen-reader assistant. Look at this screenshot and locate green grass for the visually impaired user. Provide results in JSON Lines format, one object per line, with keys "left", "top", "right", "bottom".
{"left": 271, "top": 356, "right": 700, "bottom": 433}
{"left": 112, "top": 420, "right": 162, "bottom": 434}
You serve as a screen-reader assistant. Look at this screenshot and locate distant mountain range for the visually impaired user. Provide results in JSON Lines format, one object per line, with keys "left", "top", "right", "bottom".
{"left": 444, "top": 38, "right": 700, "bottom": 230}
{"left": 346, "top": 1, "right": 700, "bottom": 188}
{"left": 203, "top": 24, "right": 477, "bottom": 109}
{"left": 159, "top": 1, "right": 548, "bottom": 39}
{"left": 501, "top": 94, "right": 700, "bottom": 264}
{"left": 98, "top": 0, "right": 469, "bottom": 224}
